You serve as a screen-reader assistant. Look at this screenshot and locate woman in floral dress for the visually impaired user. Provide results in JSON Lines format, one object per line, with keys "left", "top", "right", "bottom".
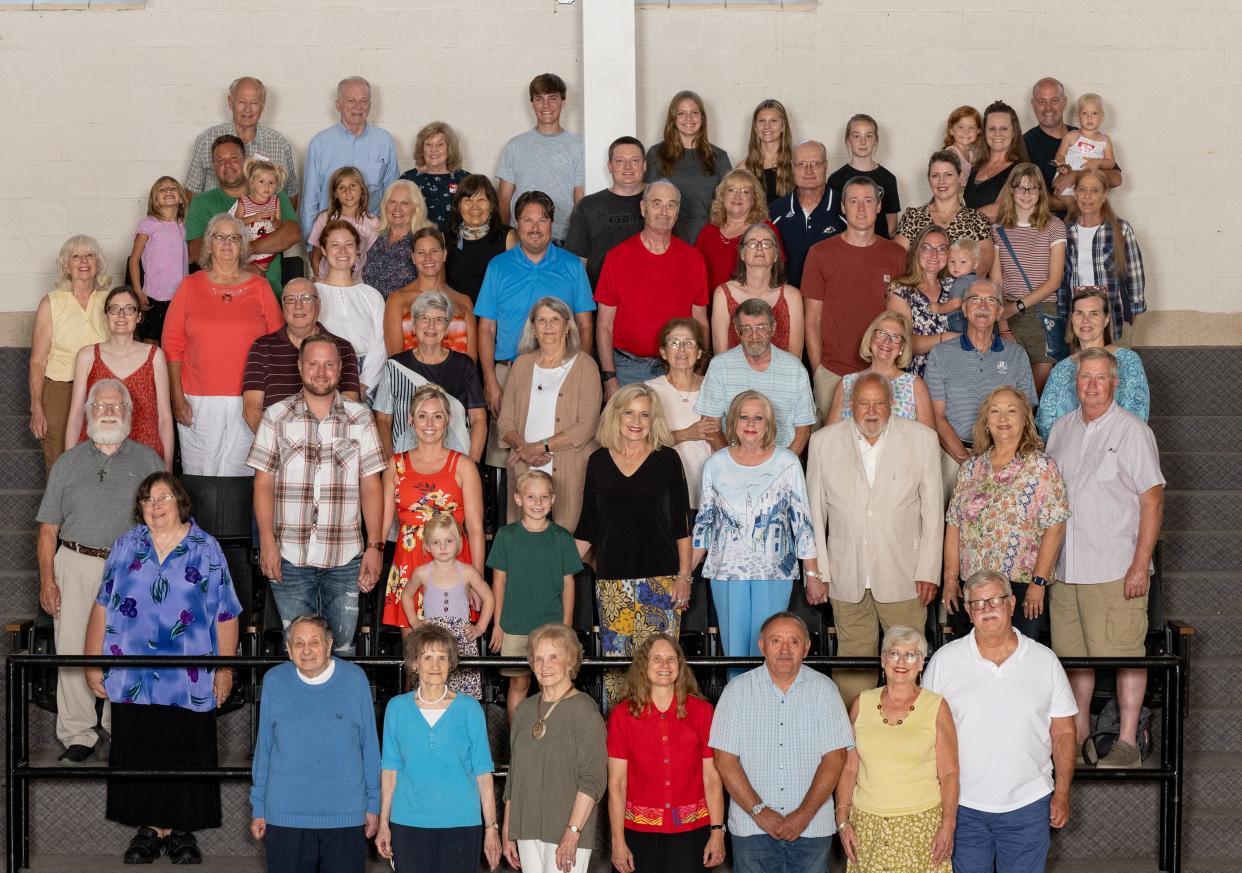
{"left": 381, "top": 385, "right": 485, "bottom": 643}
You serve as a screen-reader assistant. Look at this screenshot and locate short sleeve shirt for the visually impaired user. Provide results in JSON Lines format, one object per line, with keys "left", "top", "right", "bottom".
{"left": 924, "top": 334, "right": 1036, "bottom": 440}
{"left": 486, "top": 522, "right": 583, "bottom": 634}
{"left": 606, "top": 695, "right": 715, "bottom": 833}
{"left": 991, "top": 219, "right": 1067, "bottom": 302}
{"left": 709, "top": 665, "right": 853, "bottom": 837}
{"left": 696, "top": 346, "right": 816, "bottom": 449}
{"left": 36, "top": 440, "right": 164, "bottom": 548}
{"left": 496, "top": 128, "right": 585, "bottom": 241}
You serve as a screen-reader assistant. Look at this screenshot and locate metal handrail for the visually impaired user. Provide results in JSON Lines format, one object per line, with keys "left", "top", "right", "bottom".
{"left": 6, "top": 626, "right": 1193, "bottom": 873}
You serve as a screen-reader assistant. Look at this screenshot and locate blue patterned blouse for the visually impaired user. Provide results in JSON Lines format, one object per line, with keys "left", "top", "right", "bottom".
{"left": 95, "top": 520, "right": 242, "bottom": 711}
{"left": 692, "top": 447, "right": 817, "bottom": 581}
{"left": 1035, "top": 348, "right": 1150, "bottom": 440}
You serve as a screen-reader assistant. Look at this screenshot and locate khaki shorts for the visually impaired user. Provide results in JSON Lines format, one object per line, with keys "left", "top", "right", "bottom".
{"left": 499, "top": 631, "right": 530, "bottom": 677}
{"left": 1007, "top": 302, "right": 1059, "bottom": 365}
{"left": 1050, "top": 577, "right": 1148, "bottom": 658}
{"left": 812, "top": 365, "right": 843, "bottom": 427}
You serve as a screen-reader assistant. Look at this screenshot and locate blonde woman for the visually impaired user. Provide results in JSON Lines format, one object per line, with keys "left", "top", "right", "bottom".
{"left": 743, "top": 98, "right": 795, "bottom": 204}
{"left": 574, "top": 384, "right": 692, "bottom": 700}
{"left": 694, "top": 168, "right": 783, "bottom": 291}
{"left": 826, "top": 310, "right": 934, "bottom": 428}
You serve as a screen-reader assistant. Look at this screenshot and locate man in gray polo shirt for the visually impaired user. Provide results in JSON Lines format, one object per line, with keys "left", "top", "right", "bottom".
{"left": 35, "top": 379, "right": 163, "bottom": 763}
{"left": 925, "top": 279, "right": 1035, "bottom": 494}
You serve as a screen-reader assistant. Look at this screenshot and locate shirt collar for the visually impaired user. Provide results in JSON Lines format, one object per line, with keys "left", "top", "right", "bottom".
{"left": 966, "top": 626, "right": 1029, "bottom": 665}
{"left": 292, "top": 390, "right": 347, "bottom": 422}
{"left": 959, "top": 331, "right": 1005, "bottom": 352}
{"left": 759, "top": 663, "right": 806, "bottom": 696}
{"left": 850, "top": 418, "right": 889, "bottom": 451}
{"left": 334, "top": 120, "right": 370, "bottom": 139}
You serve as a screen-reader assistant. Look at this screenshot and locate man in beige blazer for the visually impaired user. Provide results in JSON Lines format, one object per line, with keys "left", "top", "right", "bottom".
{"left": 806, "top": 372, "right": 943, "bottom": 706}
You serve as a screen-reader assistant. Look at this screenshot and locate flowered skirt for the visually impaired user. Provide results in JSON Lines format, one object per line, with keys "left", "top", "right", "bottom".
{"left": 419, "top": 615, "right": 482, "bottom": 700}
{"left": 596, "top": 576, "right": 681, "bottom": 704}
{"left": 847, "top": 804, "right": 952, "bottom": 873}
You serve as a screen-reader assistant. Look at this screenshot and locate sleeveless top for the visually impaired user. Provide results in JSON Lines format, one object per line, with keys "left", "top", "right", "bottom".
{"left": 237, "top": 194, "right": 279, "bottom": 267}
{"left": 46, "top": 290, "right": 108, "bottom": 382}
{"left": 853, "top": 687, "right": 943, "bottom": 816}
{"left": 723, "top": 286, "right": 792, "bottom": 353}
{"left": 423, "top": 563, "right": 472, "bottom": 622}
{"left": 79, "top": 344, "right": 164, "bottom": 460}
{"left": 838, "top": 371, "right": 919, "bottom": 422}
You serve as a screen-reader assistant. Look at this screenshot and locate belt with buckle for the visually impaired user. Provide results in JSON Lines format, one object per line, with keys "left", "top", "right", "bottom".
{"left": 60, "top": 540, "right": 110, "bottom": 559}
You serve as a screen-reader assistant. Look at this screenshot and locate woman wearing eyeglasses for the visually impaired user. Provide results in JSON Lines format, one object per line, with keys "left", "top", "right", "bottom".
{"left": 162, "top": 213, "right": 283, "bottom": 476}
{"left": 943, "top": 386, "right": 1069, "bottom": 641}
{"left": 886, "top": 226, "right": 955, "bottom": 378}
{"left": 709, "top": 222, "right": 802, "bottom": 358}
{"left": 825, "top": 310, "right": 934, "bottom": 429}
{"left": 65, "top": 286, "right": 174, "bottom": 468}
{"left": 834, "top": 624, "right": 958, "bottom": 873}
{"left": 695, "top": 170, "right": 785, "bottom": 293}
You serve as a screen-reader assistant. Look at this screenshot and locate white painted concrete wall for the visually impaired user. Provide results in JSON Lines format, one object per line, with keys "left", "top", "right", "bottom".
{"left": 0, "top": 0, "right": 1237, "bottom": 343}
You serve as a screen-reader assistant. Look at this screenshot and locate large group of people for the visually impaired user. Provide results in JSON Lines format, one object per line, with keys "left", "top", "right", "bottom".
{"left": 29, "top": 70, "right": 1165, "bottom": 873}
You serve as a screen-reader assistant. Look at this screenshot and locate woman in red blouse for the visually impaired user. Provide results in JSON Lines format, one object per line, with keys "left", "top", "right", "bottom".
{"left": 606, "top": 634, "right": 725, "bottom": 872}
{"left": 694, "top": 168, "right": 783, "bottom": 291}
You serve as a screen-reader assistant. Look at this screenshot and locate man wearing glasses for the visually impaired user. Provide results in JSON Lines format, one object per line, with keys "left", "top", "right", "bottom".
{"left": 768, "top": 140, "right": 846, "bottom": 289}
{"left": 801, "top": 176, "right": 907, "bottom": 424}
{"left": 923, "top": 569, "right": 1077, "bottom": 873}
{"left": 595, "top": 179, "right": 709, "bottom": 397}
{"left": 35, "top": 380, "right": 163, "bottom": 763}
{"left": 924, "top": 279, "right": 1036, "bottom": 495}
{"left": 241, "top": 278, "right": 361, "bottom": 432}
{"left": 697, "top": 299, "right": 815, "bottom": 455}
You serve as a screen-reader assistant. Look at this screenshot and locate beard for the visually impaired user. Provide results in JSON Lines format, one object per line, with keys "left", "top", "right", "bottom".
{"left": 87, "top": 419, "right": 130, "bottom": 446}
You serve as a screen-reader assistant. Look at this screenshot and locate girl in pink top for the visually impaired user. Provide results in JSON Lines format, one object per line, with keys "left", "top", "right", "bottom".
{"left": 307, "top": 165, "right": 380, "bottom": 280}
{"left": 127, "top": 176, "right": 189, "bottom": 343}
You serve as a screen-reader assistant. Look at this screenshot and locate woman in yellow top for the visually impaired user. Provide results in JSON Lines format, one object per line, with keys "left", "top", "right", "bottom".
{"left": 834, "top": 625, "right": 959, "bottom": 872}
{"left": 29, "top": 235, "right": 110, "bottom": 469}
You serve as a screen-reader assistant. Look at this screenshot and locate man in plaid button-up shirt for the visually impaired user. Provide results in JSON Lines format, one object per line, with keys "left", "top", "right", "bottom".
{"left": 248, "top": 336, "right": 386, "bottom": 655}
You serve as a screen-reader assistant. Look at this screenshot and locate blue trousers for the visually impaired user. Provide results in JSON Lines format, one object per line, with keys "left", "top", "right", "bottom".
{"left": 953, "top": 794, "right": 1052, "bottom": 873}
{"left": 732, "top": 833, "right": 830, "bottom": 873}
{"left": 264, "top": 824, "right": 365, "bottom": 873}
{"left": 710, "top": 579, "right": 794, "bottom": 657}
{"left": 272, "top": 557, "right": 362, "bottom": 656}
{"left": 613, "top": 349, "right": 665, "bottom": 386}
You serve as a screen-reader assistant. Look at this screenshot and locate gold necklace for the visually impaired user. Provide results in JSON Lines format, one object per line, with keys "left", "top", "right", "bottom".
{"left": 878, "top": 688, "right": 916, "bottom": 726}
{"left": 532, "top": 686, "right": 573, "bottom": 739}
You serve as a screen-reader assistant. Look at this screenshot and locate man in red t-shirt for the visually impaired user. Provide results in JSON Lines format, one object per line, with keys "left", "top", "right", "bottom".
{"left": 801, "top": 176, "right": 907, "bottom": 422}
{"left": 595, "top": 179, "right": 710, "bottom": 398}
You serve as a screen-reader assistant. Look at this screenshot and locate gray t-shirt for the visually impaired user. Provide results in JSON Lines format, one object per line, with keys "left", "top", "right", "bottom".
{"left": 563, "top": 188, "right": 644, "bottom": 287}
{"left": 644, "top": 143, "right": 732, "bottom": 243}
{"left": 36, "top": 439, "right": 164, "bottom": 549}
{"left": 496, "top": 128, "right": 585, "bottom": 241}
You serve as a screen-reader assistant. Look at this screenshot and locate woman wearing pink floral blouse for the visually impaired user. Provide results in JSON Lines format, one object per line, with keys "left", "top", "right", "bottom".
{"left": 942, "top": 386, "right": 1069, "bottom": 641}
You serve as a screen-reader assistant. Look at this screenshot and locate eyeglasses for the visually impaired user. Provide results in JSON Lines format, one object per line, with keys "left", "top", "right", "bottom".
{"left": 873, "top": 329, "right": 904, "bottom": 345}
{"left": 919, "top": 244, "right": 949, "bottom": 255}
{"left": 793, "top": 160, "right": 825, "bottom": 170}
{"left": 106, "top": 305, "right": 138, "bottom": 316}
{"left": 726, "top": 186, "right": 755, "bottom": 197}
{"left": 211, "top": 233, "right": 243, "bottom": 245}
{"left": 90, "top": 401, "right": 127, "bottom": 413}
{"left": 883, "top": 650, "right": 923, "bottom": 665}
{"left": 1013, "top": 185, "right": 1041, "bottom": 196}
{"left": 666, "top": 338, "right": 699, "bottom": 350}
{"left": 965, "top": 295, "right": 1002, "bottom": 308}
{"left": 282, "top": 294, "right": 317, "bottom": 306}
{"left": 966, "top": 594, "right": 1012, "bottom": 611}
{"left": 139, "top": 494, "right": 177, "bottom": 507}
{"left": 743, "top": 239, "right": 776, "bottom": 250}
{"left": 737, "top": 324, "right": 773, "bottom": 337}
{"left": 416, "top": 315, "right": 450, "bottom": 327}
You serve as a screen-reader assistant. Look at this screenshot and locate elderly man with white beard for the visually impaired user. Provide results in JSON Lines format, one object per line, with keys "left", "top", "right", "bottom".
{"left": 35, "top": 378, "right": 163, "bottom": 763}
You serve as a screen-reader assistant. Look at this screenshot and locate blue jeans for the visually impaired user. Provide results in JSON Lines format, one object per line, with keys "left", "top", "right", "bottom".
{"left": 272, "top": 557, "right": 362, "bottom": 656}
{"left": 613, "top": 349, "right": 665, "bottom": 386}
{"left": 732, "top": 833, "right": 830, "bottom": 873}
{"left": 953, "top": 794, "right": 1051, "bottom": 873}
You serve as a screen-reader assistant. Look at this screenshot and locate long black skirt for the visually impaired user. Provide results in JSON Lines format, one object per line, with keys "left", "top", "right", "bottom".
{"left": 106, "top": 703, "right": 222, "bottom": 831}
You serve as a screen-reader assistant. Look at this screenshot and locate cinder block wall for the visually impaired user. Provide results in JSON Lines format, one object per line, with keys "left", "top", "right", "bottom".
{"left": 1, "top": 0, "right": 1238, "bottom": 345}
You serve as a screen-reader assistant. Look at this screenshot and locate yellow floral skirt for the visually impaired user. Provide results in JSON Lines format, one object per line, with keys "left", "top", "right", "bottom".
{"left": 847, "top": 804, "right": 952, "bottom": 873}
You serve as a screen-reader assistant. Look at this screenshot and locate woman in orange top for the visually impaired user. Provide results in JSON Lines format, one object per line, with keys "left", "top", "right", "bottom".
{"left": 383, "top": 227, "right": 477, "bottom": 361}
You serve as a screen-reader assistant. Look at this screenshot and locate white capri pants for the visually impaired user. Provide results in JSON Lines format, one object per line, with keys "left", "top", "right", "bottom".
{"left": 177, "top": 395, "right": 255, "bottom": 476}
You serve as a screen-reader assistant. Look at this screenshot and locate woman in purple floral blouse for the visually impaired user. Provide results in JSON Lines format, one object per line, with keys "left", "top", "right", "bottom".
{"left": 942, "top": 386, "right": 1069, "bottom": 642}
{"left": 84, "top": 471, "right": 242, "bottom": 865}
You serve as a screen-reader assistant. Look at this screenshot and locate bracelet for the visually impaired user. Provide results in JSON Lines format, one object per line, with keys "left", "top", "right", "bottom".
{"left": 805, "top": 570, "right": 824, "bottom": 581}
{"left": 674, "top": 573, "right": 693, "bottom": 583}
{"left": 484, "top": 821, "right": 499, "bottom": 830}
{"left": 366, "top": 542, "right": 384, "bottom": 552}
{"left": 543, "top": 440, "right": 550, "bottom": 454}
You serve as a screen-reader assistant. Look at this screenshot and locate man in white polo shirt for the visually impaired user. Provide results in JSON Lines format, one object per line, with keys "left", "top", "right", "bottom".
{"left": 922, "top": 569, "right": 1077, "bottom": 873}
{"left": 1046, "top": 347, "right": 1164, "bottom": 768}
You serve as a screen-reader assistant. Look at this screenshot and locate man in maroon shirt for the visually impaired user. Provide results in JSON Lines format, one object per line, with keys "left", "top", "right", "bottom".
{"left": 801, "top": 177, "right": 907, "bottom": 423}
{"left": 242, "top": 277, "right": 360, "bottom": 430}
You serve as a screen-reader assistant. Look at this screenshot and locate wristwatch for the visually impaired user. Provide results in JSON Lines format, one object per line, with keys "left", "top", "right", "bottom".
{"left": 710, "top": 824, "right": 727, "bottom": 832}
{"left": 484, "top": 822, "right": 500, "bottom": 831}
{"left": 1014, "top": 299, "right": 1027, "bottom": 313}
{"left": 601, "top": 370, "right": 617, "bottom": 381}
{"left": 567, "top": 824, "right": 582, "bottom": 835}
{"left": 750, "top": 802, "right": 767, "bottom": 817}
{"left": 1031, "top": 575, "right": 1050, "bottom": 587}
{"left": 366, "top": 542, "right": 384, "bottom": 552}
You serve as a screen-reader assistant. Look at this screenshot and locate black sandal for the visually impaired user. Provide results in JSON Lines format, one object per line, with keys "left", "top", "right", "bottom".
{"left": 165, "top": 830, "right": 202, "bottom": 865}
{"left": 122, "top": 828, "right": 164, "bottom": 864}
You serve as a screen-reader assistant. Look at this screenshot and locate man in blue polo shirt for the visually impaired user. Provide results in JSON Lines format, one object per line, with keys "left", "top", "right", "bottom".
{"left": 475, "top": 190, "right": 595, "bottom": 465}
{"left": 769, "top": 140, "right": 845, "bottom": 288}
{"left": 925, "top": 280, "right": 1035, "bottom": 495}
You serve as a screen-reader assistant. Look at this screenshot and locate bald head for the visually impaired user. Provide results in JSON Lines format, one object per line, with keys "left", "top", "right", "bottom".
{"left": 793, "top": 140, "right": 828, "bottom": 192}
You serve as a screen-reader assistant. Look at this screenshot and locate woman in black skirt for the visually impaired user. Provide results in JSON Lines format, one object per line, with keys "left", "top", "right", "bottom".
{"left": 84, "top": 472, "right": 242, "bottom": 864}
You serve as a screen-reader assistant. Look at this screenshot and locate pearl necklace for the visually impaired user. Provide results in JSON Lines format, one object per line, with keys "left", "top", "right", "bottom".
{"left": 415, "top": 684, "right": 448, "bottom": 705}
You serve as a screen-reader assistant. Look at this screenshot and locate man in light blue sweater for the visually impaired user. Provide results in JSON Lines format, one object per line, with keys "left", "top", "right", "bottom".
{"left": 250, "top": 614, "right": 380, "bottom": 873}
